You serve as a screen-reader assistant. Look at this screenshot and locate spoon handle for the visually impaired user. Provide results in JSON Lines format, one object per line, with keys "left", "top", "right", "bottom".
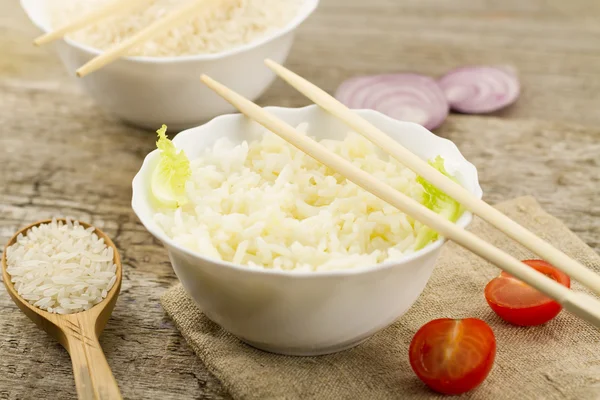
{"left": 62, "top": 314, "right": 123, "bottom": 400}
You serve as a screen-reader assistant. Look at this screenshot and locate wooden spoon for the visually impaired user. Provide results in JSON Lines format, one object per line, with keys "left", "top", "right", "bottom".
{"left": 1, "top": 219, "right": 123, "bottom": 400}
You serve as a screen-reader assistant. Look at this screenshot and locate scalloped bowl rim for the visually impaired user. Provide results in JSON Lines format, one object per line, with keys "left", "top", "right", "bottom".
{"left": 131, "top": 105, "right": 482, "bottom": 278}
{"left": 19, "top": 0, "right": 319, "bottom": 63}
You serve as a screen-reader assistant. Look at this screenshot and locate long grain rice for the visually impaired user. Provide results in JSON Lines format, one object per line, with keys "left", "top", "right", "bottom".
{"left": 50, "top": 0, "right": 303, "bottom": 57}
{"left": 154, "top": 124, "right": 433, "bottom": 272}
{"left": 5, "top": 219, "right": 117, "bottom": 314}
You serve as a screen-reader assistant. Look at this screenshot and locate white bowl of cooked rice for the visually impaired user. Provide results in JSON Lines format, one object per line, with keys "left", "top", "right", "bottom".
{"left": 20, "top": 0, "right": 318, "bottom": 131}
{"left": 132, "top": 105, "right": 482, "bottom": 355}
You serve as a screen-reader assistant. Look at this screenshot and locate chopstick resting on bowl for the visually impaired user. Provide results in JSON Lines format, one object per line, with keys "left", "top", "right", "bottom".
{"left": 263, "top": 59, "right": 600, "bottom": 298}
{"left": 34, "top": 0, "right": 154, "bottom": 46}
{"left": 199, "top": 73, "right": 600, "bottom": 329}
{"left": 76, "top": 0, "right": 225, "bottom": 77}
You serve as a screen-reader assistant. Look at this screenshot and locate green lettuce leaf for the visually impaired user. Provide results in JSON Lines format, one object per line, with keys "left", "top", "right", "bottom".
{"left": 150, "top": 125, "right": 190, "bottom": 208}
{"left": 414, "top": 156, "right": 464, "bottom": 250}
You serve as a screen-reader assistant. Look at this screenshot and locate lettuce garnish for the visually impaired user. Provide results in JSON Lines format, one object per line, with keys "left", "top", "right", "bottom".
{"left": 414, "top": 156, "right": 464, "bottom": 250}
{"left": 150, "top": 125, "right": 190, "bottom": 208}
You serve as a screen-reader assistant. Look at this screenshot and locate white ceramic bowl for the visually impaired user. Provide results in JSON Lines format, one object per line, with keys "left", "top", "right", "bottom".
{"left": 132, "top": 105, "right": 482, "bottom": 355}
{"left": 19, "top": 0, "right": 319, "bottom": 131}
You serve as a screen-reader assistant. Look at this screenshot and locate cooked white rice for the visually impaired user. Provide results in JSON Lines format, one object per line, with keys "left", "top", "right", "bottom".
{"left": 154, "top": 124, "right": 432, "bottom": 272}
{"left": 50, "top": 0, "right": 303, "bottom": 57}
{"left": 5, "top": 218, "right": 117, "bottom": 314}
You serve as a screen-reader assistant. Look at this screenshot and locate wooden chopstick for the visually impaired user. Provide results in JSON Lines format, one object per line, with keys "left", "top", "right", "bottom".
{"left": 34, "top": 0, "right": 154, "bottom": 46}
{"left": 76, "top": 0, "right": 218, "bottom": 77}
{"left": 199, "top": 74, "right": 600, "bottom": 327}
{"left": 264, "top": 59, "right": 600, "bottom": 297}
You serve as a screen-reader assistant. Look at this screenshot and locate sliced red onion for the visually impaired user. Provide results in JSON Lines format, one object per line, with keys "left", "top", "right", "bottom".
{"left": 335, "top": 74, "right": 449, "bottom": 130}
{"left": 438, "top": 66, "right": 520, "bottom": 114}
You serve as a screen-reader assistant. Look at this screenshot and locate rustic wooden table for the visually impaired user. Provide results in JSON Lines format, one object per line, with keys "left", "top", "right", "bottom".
{"left": 1, "top": 1, "right": 599, "bottom": 399}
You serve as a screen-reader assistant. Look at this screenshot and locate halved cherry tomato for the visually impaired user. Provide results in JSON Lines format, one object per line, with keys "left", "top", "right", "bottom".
{"left": 484, "top": 259, "right": 571, "bottom": 326}
{"left": 409, "top": 318, "right": 496, "bottom": 395}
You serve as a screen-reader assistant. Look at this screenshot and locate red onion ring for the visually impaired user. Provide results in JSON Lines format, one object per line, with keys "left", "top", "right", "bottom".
{"left": 438, "top": 66, "right": 520, "bottom": 114}
{"left": 335, "top": 74, "right": 450, "bottom": 130}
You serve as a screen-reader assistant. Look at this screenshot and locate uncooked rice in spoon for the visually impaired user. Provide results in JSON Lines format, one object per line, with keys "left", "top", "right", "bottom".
{"left": 5, "top": 218, "right": 117, "bottom": 314}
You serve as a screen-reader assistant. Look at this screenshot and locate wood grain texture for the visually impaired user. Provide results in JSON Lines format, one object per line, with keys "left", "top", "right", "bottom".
{"left": 0, "top": 0, "right": 599, "bottom": 399}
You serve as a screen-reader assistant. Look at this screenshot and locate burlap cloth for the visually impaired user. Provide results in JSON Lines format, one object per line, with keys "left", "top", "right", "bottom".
{"left": 161, "top": 197, "right": 600, "bottom": 399}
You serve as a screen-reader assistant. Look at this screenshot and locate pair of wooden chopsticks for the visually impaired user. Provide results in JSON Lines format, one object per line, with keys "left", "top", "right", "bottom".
{"left": 200, "top": 60, "right": 600, "bottom": 328}
{"left": 34, "top": 0, "right": 223, "bottom": 77}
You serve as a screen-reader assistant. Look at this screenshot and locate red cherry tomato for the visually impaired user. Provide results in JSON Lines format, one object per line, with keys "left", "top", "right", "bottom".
{"left": 409, "top": 318, "right": 496, "bottom": 395}
{"left": 484, "top": 259, "right": 571, "bottom": 326}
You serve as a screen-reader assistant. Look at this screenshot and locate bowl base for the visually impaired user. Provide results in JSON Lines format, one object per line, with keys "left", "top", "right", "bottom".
{"left": 120, "top": 117, "right": 210, "bottom": 133}
{"left": 238, "top": 335, "right": 372, "bottom": 356}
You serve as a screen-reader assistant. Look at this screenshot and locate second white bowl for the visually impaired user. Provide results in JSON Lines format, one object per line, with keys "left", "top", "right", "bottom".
{"left": 20, "top": 0, "right": 319, "bottom": 131}
{"left": 132, "top": 105, "right": 482, "bottom": 355}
